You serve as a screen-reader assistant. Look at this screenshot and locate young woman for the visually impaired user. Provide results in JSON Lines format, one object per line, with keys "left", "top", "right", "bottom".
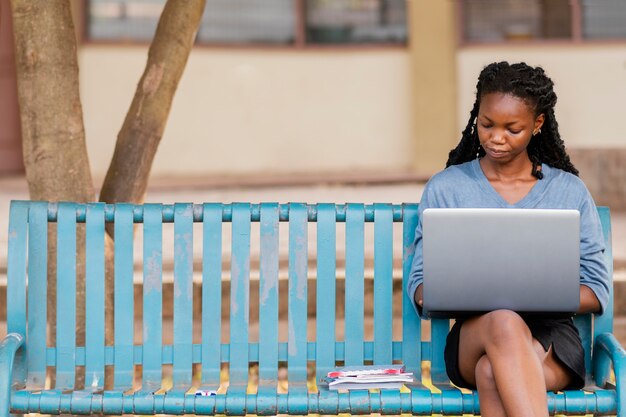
{"left": 407, "top": 62, "right": 610, "bottom": 417}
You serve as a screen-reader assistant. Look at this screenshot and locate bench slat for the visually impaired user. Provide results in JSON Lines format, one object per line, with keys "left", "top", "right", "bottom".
{"left": 56, "top": 202, "right": 78, "bottom": 390}
{"left": 345, "top": 204, "right": 365, "bottom": 366}
{"left": 287, "top": 203, "right": 308, "bottom": 389}
{"left": 113, "top": 204, "right": 135, "bottom": 390}
{"left": 142, "top": 204, "right": 164, "bottom": 391}
{"left": 401, "top": 204, "right": 421, "bottom": 377}
{"left": 348, "top": 389, "right": 370, "bottom": 413}
{"left": 229, "top": 203, "right": 251, "bottom": 389}
{"left": 581, "top": 207, "right": 612, "bottom": 386}
{"left": 7, "top": 201, "right": 28, "bottom": 386}
{"left": 201, "top": 204, "right": 223, "bottom": 388}
{"left": 595, "top": 206, "right": 613, "bottom": 336}
{"left": 315, "top": 204, "right": 337, "bottom": 378}
{"left": 574, "top": 314, "right": 593, "bottom": 386}
{"left": 173, "top": 203, "right": 194, "bottom": 389}
{"left": 26, "top": 202, "right": 48, "bottom": 389}
{"left": 85, "top": 203, "right": 106, "bottom": 391}
{"left": 373, "top": 204, "right": 393, "bottom": 365}
{"left": 431, "top": 319, "right": 451, "bottom": 386}
{"left": 258, "top": 203, "right": 279, "bottom": 393}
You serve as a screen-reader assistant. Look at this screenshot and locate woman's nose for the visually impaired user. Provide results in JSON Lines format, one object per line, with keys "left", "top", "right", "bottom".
{"left": 490, "top": 131, "right": 506, "bottom": 144}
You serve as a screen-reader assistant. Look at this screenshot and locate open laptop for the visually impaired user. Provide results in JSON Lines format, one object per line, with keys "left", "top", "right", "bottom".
{"left": 422, "top": 208, "right": 580, "bottom": 318}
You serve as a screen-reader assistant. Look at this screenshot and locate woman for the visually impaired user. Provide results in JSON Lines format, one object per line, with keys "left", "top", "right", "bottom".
{"left": 407, "top": 62, "right": 609, "bottom": 417}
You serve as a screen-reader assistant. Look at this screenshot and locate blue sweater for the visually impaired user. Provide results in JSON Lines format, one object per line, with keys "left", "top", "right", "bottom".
{"left": 407, "top": 159, "right": 610, "bottom": 318}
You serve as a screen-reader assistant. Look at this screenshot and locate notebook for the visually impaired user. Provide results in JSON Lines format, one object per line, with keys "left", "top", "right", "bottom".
{"left": 323, "top": 364, "right": 414, "bottom": 391}
{"left": 421, "top": 208, "right": 580, "bottom": 318}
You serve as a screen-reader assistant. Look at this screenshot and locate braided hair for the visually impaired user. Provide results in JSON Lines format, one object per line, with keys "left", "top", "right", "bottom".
{"left": 446, "top": 61, "right": 578, "bottom": 178}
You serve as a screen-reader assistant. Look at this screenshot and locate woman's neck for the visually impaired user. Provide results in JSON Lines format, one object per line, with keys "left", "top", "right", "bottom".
{"left": 478, "top": 155, "right": 539, "bottom": 205}
{"left": 479, "top": 154, "right": 535, "bottom": 182}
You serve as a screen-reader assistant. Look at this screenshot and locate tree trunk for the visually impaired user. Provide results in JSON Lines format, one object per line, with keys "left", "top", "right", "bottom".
{"left": 10, "top": 0, "right": 94, "bottom": 202}
{"left": 99, "top": 0, "right": 206, "bottom": 209}
{"left": 11, "top": 0, "right": 95, "bottom": 391}
{"left": 11, "top": 0, "right": 206, "bottom": 392}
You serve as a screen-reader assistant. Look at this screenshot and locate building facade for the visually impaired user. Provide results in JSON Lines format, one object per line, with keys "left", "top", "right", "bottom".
{"left": 1, "top": 0, "right": 625, "bottom": 206}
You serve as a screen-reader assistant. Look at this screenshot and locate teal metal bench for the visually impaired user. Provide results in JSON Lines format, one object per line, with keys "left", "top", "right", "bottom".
{"left": 1, "top": 201, "right": 624, "bottom": 416}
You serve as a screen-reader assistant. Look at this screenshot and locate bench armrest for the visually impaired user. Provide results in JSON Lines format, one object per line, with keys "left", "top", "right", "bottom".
{"left": 0, "top": 333, "right": 24, "bottom": 417}
{"left": 593, "top": 332, "right": 626, "bottom": 416}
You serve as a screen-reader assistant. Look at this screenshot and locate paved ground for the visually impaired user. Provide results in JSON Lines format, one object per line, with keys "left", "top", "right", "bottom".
{"left": 1, "top": 175, "right": 625, "bottom": 346}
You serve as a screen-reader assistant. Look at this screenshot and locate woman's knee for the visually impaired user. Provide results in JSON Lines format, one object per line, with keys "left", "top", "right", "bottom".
{"left": 475, "top": 355, "right": 496, "bottom": 389}
{"left": 482, "top": 310, "right": 532, "bottom": 347}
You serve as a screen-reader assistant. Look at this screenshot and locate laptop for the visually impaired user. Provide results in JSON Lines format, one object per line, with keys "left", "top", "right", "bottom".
{"left": 421, "top": 208, "right": 580, "bottom": 318}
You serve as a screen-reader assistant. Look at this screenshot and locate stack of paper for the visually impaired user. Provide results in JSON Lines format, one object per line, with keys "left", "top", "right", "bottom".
{"left": 325, "top": 364, "right": 413, "bottom": 390}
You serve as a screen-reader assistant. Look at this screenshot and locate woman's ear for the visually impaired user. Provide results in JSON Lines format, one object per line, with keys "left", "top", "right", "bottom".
{"left": 534, "top": 113, "right": 545, "bottom": 134}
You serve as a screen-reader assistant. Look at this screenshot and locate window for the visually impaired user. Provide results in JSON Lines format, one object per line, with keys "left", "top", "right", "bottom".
{"left": 86, "top": 0, "right": 408, "bottom": 46}
{"left": 306, "top": 0, "right": 407, "bottom": 44}
{"left": 88, "top": 0, "right": 163, "bottom": 42}
{"left": 581, "top": 0, "right": 626, "bottom": 39}
{"left": 461, "top": 0, "right": 626, "bottom": 43}
{"left": 197, "top": 0, "right": 296, "bottom": 45}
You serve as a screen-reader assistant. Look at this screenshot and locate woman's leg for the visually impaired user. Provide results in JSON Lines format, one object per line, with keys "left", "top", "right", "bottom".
{"left": 474, "top": 354, "right": 507, "bottom": 417}
{"left": 455, "top": 310, "right": 573, "bottom": 417}
{"left": 473, "top": 344, "right": 573, "bottom": 417}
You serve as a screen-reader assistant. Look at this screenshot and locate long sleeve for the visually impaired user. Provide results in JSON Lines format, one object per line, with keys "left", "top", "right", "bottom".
{"left": 406, "top": 184, "right": 433, "bottom": 318}
{"left": 578, "top": 190, "right": 610, "bottom": 314}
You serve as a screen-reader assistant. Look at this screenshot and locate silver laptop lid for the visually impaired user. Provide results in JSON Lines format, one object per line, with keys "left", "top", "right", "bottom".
{"left": 422, "top": 208, "right": 580, "bottom": 318}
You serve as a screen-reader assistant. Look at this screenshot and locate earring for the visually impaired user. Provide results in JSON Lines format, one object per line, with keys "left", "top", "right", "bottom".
{"left": 534, "top": 128, "right": 542, "bottom": 136}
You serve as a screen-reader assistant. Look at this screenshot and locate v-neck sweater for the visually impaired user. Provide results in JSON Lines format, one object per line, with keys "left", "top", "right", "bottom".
{"left": 407, "top": 159, "right": 610, "bottom": 318}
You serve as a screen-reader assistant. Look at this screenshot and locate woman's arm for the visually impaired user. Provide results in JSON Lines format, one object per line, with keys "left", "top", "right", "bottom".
{"left": 414, "top": 283, "right": 423, "bottom": 307}
{"left": 578, "top": 284, "right": 601, "bottom": 314}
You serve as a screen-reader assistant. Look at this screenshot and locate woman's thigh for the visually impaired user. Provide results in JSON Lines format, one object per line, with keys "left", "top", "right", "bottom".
{"left": 455, "top": 312, "right": 531, "bottom": 386}
{"left": 534, "top": 343, "right": 573, "bottom": 391}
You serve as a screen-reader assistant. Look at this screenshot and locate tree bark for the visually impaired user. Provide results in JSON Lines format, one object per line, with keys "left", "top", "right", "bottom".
{"left": 11, "top": 0, "right": 94, "bottom": 390}
{"left": 99, "top": 0, "right": 206, "bottom": 208}
{"left": 10, "top": 0, "right": 94, "bottom": 202}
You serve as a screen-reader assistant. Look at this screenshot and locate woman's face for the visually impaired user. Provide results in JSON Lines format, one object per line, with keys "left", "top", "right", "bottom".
{"left": 477, "top": 92, "right": 544, "bottom": 166}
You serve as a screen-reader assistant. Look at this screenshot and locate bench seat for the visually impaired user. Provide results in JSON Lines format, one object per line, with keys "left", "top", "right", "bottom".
{"left": 5, "top": 385, "right": 619, "bottom": 415}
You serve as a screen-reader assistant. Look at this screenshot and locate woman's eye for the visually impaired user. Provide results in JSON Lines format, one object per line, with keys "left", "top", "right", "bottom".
{"left": 509, "top": 129, "right": 521, "bottom": 134}
{"left": 480, "top": 124, "right": 492, "bottom": 129}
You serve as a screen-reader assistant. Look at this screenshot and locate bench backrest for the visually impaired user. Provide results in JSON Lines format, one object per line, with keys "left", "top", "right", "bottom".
{"left": 6, "top": 201, "right": 613, "bottom": 391}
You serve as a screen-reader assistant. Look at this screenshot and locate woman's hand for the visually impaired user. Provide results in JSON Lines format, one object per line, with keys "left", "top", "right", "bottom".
{"left": 578, "top": 285, "right": 601, "bottom": 314}
{"left": 414, "top": 284, "right": 423, "bottom": 307}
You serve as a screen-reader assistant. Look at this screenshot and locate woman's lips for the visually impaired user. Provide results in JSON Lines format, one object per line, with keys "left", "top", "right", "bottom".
{"left": 486, "top": 148, "right": 508, "bottom": 158}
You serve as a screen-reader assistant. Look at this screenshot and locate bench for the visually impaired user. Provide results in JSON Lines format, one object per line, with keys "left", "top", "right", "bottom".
{"left": 1, "top": 200, "right": 624, "bottom": 416}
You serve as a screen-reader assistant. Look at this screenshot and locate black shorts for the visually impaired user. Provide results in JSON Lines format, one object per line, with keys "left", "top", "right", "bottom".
{"left": 444, "top": 315, "right": 585, "bottom": 391}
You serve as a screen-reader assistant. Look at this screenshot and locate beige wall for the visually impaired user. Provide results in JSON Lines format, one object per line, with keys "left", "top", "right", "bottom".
{"left": 79, "top": 47, "right": 416, "bottom": 180}
{"left": 457, "top": 45, "right": 626, "bottom": 148}
{"left": 79, "top": 18, "right": 626, "bottom": 182}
